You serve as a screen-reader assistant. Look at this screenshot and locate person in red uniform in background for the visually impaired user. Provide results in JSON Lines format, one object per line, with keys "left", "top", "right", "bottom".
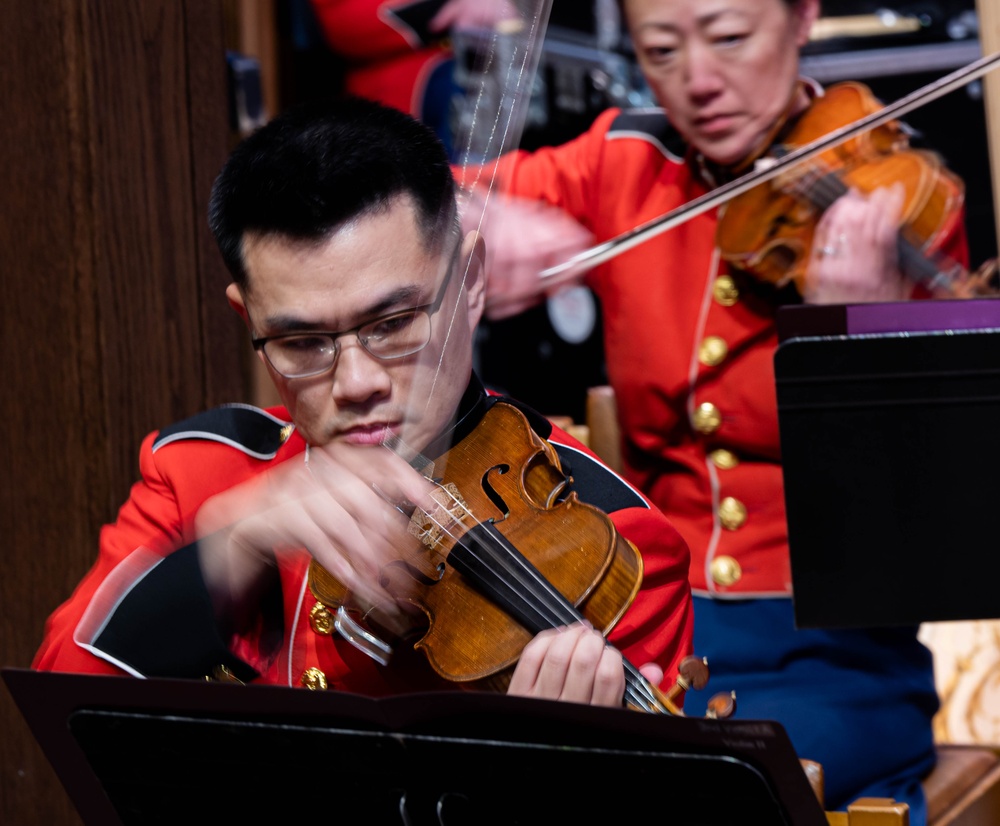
{"left": 33, "top": 97, "right": 693, "bottom": 714}
{"left": 456, "top": 0, "right": 971, "bottom": 821}
{"left": 309, "top": 0, "right": 519, "bottom": 157}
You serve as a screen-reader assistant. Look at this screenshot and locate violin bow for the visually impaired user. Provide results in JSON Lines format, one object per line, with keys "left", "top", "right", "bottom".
{"left": 539, "top": 48, "right": 1000, "bottom": 283}
{"left": 396, "top": 0, "right": 586, "bottom": 444}
{"left": 450, "top": 2, "right": 554, "bottom": 223}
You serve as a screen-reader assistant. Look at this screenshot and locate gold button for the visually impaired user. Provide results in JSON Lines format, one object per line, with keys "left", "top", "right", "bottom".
{"left": 300, "top": 667, "right": 328, "bottom": 690}
{"left": 310, "top": 602, "right": 334, "bottom": 636}
{"left": 279, "top": 424, "right": 294, "bottom": 443}
{"left": 709, "top": 448, "right": 739, "bottom": 470}
{"left": 719, "top": 496, "right": 748, "bottom": 530}
{"left": 710, "top": 555, "right": 743, "bottom": 586}
{"left": 692, "top": 402, "right": 722, "bottom": 435}
{"left": 713, "top": 275, "right": 740, "bottom": 306}
{"left": 698, "top": 336, "right": 729, "bottom": 367}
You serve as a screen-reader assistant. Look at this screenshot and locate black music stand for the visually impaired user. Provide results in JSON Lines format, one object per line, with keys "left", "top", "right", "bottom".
{"left": 775, "top": 297, "right": 1000, "bottom": 629}
{"left": 4, "top": 668, "right": 827, "bottom": 825}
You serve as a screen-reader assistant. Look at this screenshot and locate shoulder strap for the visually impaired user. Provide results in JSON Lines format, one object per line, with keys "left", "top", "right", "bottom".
{"left": 152, "top": 404, "right": 293, "bottom": 460}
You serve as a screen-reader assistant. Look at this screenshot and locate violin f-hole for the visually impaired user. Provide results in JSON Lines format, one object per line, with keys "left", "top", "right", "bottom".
{"left": 480, "top": 463, "right": 511, "bottom": 521}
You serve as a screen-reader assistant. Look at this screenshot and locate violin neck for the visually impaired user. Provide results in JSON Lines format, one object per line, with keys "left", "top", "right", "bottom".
{"left": 623, "top": 660, "right": 682, "bottom": 714}
{"left": 788, "top": 162, "right": 963, "bottom": 293}
{"left": 449, "top": 521, "right": 583, "bottom": 632}
{"left": 896, "top": 233, "right": 965, "bottom": 293}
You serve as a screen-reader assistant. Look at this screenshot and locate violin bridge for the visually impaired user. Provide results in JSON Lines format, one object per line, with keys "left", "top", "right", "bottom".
{"left": 407, "top": 483, "right": 470, "bottom": 549}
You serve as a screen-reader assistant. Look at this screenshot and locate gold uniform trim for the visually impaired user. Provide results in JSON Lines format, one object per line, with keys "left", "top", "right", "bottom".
{"left": 300, "top": 666, "right": 328, "bottom": 690}
{"left": 710, "top": 555, "right": 743, "bottom": 587}
{"left": 719, "top": 496, "right": 748, "bottom": 530}
{"left": 692, "top": 402, "right": 722, "bottom": 435}
{"left": 698, "top": 336, "right": 729, "bottom": 367}
{"left": 713, "top": 275, "right": 740, "bottom": 306}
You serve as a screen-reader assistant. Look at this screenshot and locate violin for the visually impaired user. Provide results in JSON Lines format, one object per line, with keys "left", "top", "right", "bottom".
{"left": 308, "top": 400, "right": 732, "bottom": 717}
{"left": 716, "top": 81, "right": 973, "bottom": 295}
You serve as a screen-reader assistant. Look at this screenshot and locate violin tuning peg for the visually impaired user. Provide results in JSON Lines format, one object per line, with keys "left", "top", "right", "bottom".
{"left": 705, "top": 690, "right": 737, "bottom": 720}
{"left": 678, "top": 655, "right": 710, "bottom": 691}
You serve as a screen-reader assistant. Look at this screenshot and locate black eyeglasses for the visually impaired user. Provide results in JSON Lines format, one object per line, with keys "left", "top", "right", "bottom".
{"left": 251, "top": 244, "right": 460, "bottom": 379}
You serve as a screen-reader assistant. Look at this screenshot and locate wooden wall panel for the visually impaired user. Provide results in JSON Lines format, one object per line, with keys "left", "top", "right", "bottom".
{"left": 0, "top": 2, "right": 245, "bottom": 823}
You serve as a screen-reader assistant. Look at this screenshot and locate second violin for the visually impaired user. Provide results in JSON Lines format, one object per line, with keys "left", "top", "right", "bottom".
{"left": 716, "top": 81, "right": 972, "bottom": 295}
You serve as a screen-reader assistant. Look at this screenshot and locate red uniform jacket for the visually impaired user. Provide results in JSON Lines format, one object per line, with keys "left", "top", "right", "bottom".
{"left": 310, "top": 0, "right": 451, "bottom": 118}
{"left": 34, "top": 379, "right": 693, "bottom": 697}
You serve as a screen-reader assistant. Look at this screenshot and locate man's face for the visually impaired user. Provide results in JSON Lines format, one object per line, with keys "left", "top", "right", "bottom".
{"left": 625, "top": 0, "right": 818, "bottom": 167}
{"left": 228, "top": 196, "right": 485, "bottom": 453}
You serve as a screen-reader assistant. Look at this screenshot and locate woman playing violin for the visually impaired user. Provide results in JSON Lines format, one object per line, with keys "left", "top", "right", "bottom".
{"left": 464, "top": 0, "right": 968, "bottom": 820}
{"left": 32, "top": 97, "right": 694, "bottom": 716}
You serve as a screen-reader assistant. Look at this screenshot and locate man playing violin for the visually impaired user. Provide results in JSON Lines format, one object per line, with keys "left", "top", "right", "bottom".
{"left": 462, "top": 0, "right": 969, "bottom": 821}
{"left": 32, "top": 97, "right": 694, "bottom": 713}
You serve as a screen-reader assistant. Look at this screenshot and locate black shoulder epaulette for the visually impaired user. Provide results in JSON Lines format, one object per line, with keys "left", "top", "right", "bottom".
{"left": 152, "top": 404, "right": 293, "bottom": 460}
{"left": 608, "top": 109, "right": 687, "bottom": 162}
{"left": 552, "top": 442, "right": 647, "bottom": 514}
{"left": 488, "top": 392, "right": 646, "bottom": 514}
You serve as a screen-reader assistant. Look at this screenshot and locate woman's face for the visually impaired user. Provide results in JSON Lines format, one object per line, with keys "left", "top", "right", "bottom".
{"left": 625, "top": 0, "right": 819, "bottom": 166}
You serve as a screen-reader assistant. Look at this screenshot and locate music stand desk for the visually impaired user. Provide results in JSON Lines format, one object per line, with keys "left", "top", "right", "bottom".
{"left": 775, "top": 297, "right": 1000, "bottom": 628}
{"left": 4, "top": 668, "right": 827, "bottom": 825}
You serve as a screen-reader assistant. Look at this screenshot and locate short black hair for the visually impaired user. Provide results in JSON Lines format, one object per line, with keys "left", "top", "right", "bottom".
{"left": 209, "top": 96, "right": 458, "bottom": 289}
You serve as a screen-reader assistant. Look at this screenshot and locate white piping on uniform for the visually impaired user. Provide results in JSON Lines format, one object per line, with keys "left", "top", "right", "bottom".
{"left": 286, "top": 568, "right": 311, "bottom": 687}
{"left": 686, "top": 245, "right": 724, "bottom": 593}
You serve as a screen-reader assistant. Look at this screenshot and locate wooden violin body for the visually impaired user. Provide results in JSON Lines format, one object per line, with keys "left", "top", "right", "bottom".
{"left": 310, "top": 402, "right": 641, "bottom": 680}
{"left": 717, "top": 82, "right": 968, "bottom": 293}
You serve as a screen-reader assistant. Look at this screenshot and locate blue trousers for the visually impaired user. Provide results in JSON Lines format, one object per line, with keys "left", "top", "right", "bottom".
{"left": 684, "top": 597, "right": 938, "bottom": 824}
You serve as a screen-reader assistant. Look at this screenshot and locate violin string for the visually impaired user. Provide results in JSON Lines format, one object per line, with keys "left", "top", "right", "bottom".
{"left": 776, "top": 153, "right": 843, "bottom": 211}
{"left": 377, "top": 433, "right": 572, "bottom": 629}
{"left": 422, "top": 484, "right": 582, "bottom": 624}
